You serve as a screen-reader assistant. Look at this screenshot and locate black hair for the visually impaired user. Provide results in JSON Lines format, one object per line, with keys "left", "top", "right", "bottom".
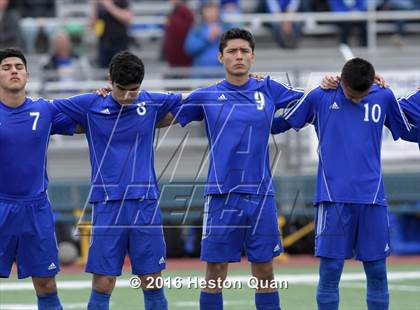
{"left": 341, "top": 57, "right": 375, "bottom": 92}
{"left": 219, "top": 28, "right": 255, "bottom": 53}
{"left": 0, "top": 48, "right": 27, "bottom": 69}
{"left": 109, "top": 51, "right": 144, "bottom": 86}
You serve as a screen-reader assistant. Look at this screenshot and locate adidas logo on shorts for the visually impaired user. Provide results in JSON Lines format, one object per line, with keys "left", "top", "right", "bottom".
{"left": 48, "top": 262, "right": 57, "bottom": 270}
{"left": 273, "top": 244, "right": 281, "bottom": 252}
{"left": 384, "top": 243, "right": 390, "bottom": 252}
{"left": 159, "top": 257, "right": 166, "bottom": 264}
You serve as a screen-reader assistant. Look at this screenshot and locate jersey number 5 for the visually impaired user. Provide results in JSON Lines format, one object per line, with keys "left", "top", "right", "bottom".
{"left": 363, "top": 103, "right": 381, "bottom": 123}
{"left": 30, "top": 112, "right": 40, "bottom": 130}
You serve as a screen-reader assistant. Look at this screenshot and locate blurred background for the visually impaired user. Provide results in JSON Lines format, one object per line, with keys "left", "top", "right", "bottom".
{"left": 1, "top": 0, "right": 419, "bottom": 264}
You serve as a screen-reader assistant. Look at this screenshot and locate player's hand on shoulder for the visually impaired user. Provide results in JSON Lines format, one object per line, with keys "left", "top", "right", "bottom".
{"left": 374, "top": 74, "right": 388, "bottom": 88}
{"left": 95, "top": 84, "right": 112, "bottom": 97}
{"left": 249, "top": 72, "right": 265, "bottom": 81}
{"left": 320, "top": 75, "right": 339, "bottom": 90}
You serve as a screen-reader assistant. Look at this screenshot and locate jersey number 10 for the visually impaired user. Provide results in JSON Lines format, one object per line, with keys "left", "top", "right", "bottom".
{"left": 363, "top": 103, "right": 381, "bottom": 123}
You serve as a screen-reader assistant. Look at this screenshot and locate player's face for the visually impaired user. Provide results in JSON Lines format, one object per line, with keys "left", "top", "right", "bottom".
{"left": 342, "top": 83, "right": 370, "bottom": 103}
{"left": 112, "top": 82, "right": 140, "bottom": 105}
{"left": 0, "top": 57, "right": 28, "bottom": 92}
{"left": 219, "top": 39, "right": 254, "bottom": 77}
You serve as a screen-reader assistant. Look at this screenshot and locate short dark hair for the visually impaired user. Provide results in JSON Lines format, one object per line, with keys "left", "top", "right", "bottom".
{"left": 219, "top": 28, "right": 255, "bottom": 53}
{"left": 341, "top": 58, "right": 375, "bottom": 92}
{"left": 109, "top": 51, "right": 145, "bottom": 86}
{"left": 0, "top": 48, "right": 27, "bottom": 69}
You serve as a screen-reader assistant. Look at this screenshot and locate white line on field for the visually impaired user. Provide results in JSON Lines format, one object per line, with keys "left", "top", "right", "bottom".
{"left": 340, "top": 282, "right": 420, "bottom": 292}
{"left": 0, "top": 303, "right": 86, "bottom": 310}
{"left": 0, "top": 271, "right": 419, "bottom": 291}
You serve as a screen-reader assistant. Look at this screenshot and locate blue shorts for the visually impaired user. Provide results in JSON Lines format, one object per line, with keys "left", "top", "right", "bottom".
{"left": 86, "top": 199, "right": 166, "bottom": 276}
{"left": 315, "top": 202, "right": 391, "bottom": 261}
{"left": 201, "top": 193, "right": 282, "bottom": 263}
{"left": 0, "top": 194, "right": 59, "bottom": 279}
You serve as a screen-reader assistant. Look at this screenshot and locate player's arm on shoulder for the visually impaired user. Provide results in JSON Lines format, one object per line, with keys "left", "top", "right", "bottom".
{"left": 155, "top": 93, "right": 191, "bottom": 128}
{"left": 267, "top": 76, "right": 305, "bottom": 109}
{"left": 384, "top": 89, "right": 412, "bottom": 141}
{"left": 282, "top": 87, "right": 318, "bottom": 130}
{"left": 320, "top": 74, "right": 387, "bottom": 89}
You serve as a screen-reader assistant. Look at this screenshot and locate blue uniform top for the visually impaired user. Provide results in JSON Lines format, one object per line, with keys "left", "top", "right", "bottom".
{"left": 398, "top": 89, "right": 420, "bottom": 144}
{"left": 0, "top": 98, "right": 75, "bottom": 198}
{"left": 281, "top": 84, "right": 411, "bottom": 206}
{"left": 174, "top": 76, "right": 304, "bottom": 196}
{"left": 399, "top": 90, "right": 420, "bottom": 123}
{"left": 53, "top": 92, "right": 182, "bottom": 203}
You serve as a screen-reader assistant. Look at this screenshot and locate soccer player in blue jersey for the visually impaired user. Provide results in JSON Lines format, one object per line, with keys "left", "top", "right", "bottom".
{"left": 0, "top": 48, "right": 76, "bottom": 310}
{"left": 271, "top": 58, "right": 412, "bottom": 310}
{"left": 171, "top": 28, "right": 305, "bottom": 310}
{"left": 53, "top": 51, "right": 182, "bottom": 310}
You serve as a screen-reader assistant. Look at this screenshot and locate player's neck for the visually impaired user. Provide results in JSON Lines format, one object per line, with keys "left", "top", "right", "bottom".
{"left": 0, "top": 89, "right": 26, "bottom": 108}
{"left": 225, "top": 73, "right": 249, "bottom": 86}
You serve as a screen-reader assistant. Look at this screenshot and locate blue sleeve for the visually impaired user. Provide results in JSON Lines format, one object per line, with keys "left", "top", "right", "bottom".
{"left": 154, "top": 92, "right": 183, "bottom": 121}
{"left": 384, "top": 90, "right": 412, "bottom": 141}
{"left": 271, "top": 116, "right": 292, "bottom": 134}
{"left": 283, "top": 88, "right": 317, "bottom": 130}
{"left": 400, "top": 125, "right": 419, "bottom": 143}
{"left": 267, "top": 77, "right": 305, "bottom": 110}
{"left": 184, "top": 27, "right": 209, "bottom": 56}
{"left": 399, "top": 90, "right": 420, "bottom": 126}
{"left": 173, "top": 90, "right": 205, "bottom": 127}
{"left": 52, "top": 93, "right": 96, "bottom": 127}
{"left": 48, "top": 102, "right": 76, "bottom": 135}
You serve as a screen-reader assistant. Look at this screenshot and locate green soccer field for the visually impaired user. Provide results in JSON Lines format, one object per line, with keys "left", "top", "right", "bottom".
{"left": 1, "top": 264, "right": 419, "bottom": 309}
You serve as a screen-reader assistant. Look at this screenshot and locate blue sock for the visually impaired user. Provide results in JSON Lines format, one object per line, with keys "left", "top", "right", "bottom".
{"left": 87, "top": 289, "right": 111, "bottom": 310}
{"left": 363, "top": 259, "right": 389, "bottom": 310}
{"left": 37, "top": 292, "right": 63, "bottom": 310}
{"left": 316, "top": 257, "right": 344, "bottom": 310}
{"left": 255, "top": 291, "right": 280, "bottom": 310}
{"left": 200, "top": 291, "right": 223, "bottom": 310}
{"left": 143, "top": 288, "right": 168, "bottom": 310}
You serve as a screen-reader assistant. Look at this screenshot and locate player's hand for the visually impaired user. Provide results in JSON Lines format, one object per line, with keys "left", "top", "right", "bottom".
{"left": 249, "top": 72, "right": 265, "bottom": 80}
{"left": 374, "top": 74, "right": 388, "bottom": 88}
{"left": 320, "top": 75, "right": 339, "bottom": 90}
{"left": 96, "top": 85, "right": 112, "bottom": 97}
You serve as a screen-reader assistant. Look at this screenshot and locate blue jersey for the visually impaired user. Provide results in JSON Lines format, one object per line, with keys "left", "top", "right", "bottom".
{"left": 399, "top": 89, "right": 420, "bottom": 144}
{"left": 174, "top": 76, "right": 304, "bottom": 196}
{"left": 0, "top": 98, "right": 75, "bottom": 198}
{"left": 53, "top": 92, "right": 182, "bottom": 203}
{"left": 283, "top": 84, "right": 411, "bottom": 206}
{"left": 399, "top": 90, "right": 420, "bottom": 124}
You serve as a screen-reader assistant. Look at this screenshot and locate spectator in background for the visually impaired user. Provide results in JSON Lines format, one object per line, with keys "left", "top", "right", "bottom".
{"left": 185, "top": 1, "right": 228, "bottom": 68}
{"left": 90, "top": 0, "right": 133, "bottom": 68}
{"left": 162, "top": 0, "right": 194, "bottom": 67}
{"left": 42, "top": 32, "right": 89, "bottom": 82}
{"left": 258, "top": 0, "right": 302, "bottom": 48}
{"left": 327, "top": 0, "right": 367, "bottom": 47}
{"left": 16, "top": 0, "right": 56, "bottom": 53}
{"left": 0, "top": 0, "right": 23, "bottom": 49}
{"left": 380, "top": 0, "right": 420, "bottom": 46}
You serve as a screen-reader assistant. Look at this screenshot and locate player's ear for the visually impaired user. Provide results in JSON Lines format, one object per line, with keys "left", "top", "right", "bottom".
{"left": 218, "top": 52, "right": 223, "bottom": 64}
{"left": 107, "top": 73, "right": 112, "bottom": 84}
